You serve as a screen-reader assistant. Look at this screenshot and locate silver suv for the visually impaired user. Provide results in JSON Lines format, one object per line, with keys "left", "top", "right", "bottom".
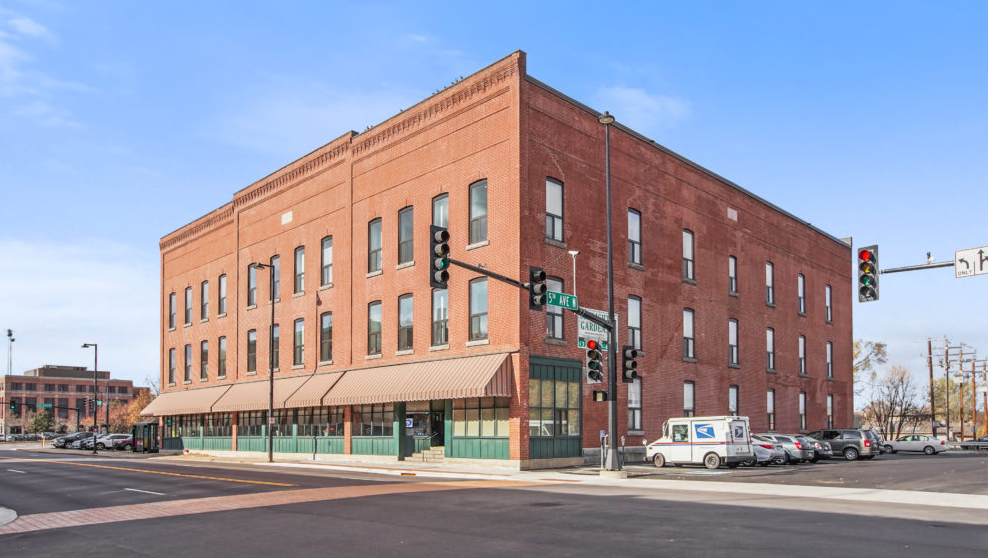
{"left": 807, "top": 429, "right": 880, "bottom": 461}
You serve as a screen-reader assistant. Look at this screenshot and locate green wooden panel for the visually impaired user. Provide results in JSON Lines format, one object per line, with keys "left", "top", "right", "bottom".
{"left": 162, "top": 437, "right": 183, "bottom": 450}
{"left": 351, "top": 436, "right": 396, "bottom": 455}
{"left": 450, "top": 438, "right": 509, "bottom": 460}
{"left": 237, "top": 436, "right": 266, "bottom": 452}
{"left": 272, "top": 436, "right": 296, "bottom": 453}
{"left": 413, "top": 438, "right": 432, "bottom": 453}
{"left": 201, "top": 437, "right": 232, "bottom": 451}
{"left": 180, "top": 436, "right": 203, "bottom": 450}
{"left": 318, "top": 437, "right": 344, "bottom": 454}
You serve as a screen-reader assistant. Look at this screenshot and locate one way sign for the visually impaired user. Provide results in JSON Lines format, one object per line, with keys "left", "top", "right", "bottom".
{"left": 955, "top": 246, "right": 988, "bottom": 278}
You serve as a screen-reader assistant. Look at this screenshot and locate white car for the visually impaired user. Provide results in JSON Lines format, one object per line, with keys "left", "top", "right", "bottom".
{"left": 96, "top": 434, "right": 131, "bottom": 450}
{"left": 884, "top": 435, "right": 949, "bottom": 455}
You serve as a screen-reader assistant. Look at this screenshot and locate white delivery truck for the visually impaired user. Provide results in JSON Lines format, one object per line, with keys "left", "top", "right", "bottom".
{"left": 645, "top": 416, "right": 752, "bottom": 469}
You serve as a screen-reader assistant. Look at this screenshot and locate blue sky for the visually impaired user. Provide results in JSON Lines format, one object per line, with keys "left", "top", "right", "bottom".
{"left": 1, "top": 1, "right": 986, "bottom": 403}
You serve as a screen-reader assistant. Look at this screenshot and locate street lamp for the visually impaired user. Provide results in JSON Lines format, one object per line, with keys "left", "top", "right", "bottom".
{"left": 81, "top": 343, "right": 98, "bottom": 455}
{"left": 597, "top": 111, "right": 620, "bottom": 472}
{"left": 251, "top": 262, "right": 276, "bottom": 463}
{"left": 568, "top": 250, "right": 579, "bottom": 297}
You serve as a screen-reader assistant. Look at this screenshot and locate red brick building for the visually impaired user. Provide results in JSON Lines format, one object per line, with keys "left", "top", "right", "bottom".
{"left": 145, "top": 52, "right": 852, "bottom": 468}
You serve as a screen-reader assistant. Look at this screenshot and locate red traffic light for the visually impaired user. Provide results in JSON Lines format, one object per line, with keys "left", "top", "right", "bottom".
{"left": 586, "top": 339, "right": 597, "bottom": 351}
{"left": 859, "top": 249, "right": 874, "bottom": 262}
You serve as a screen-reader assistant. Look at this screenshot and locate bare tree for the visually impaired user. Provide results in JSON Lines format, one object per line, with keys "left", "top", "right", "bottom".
{"left": 862, "top": 364, "right": 922, "bottom": 440}
{"left": 853, "top": 340, "right": 889, "bottom": 396}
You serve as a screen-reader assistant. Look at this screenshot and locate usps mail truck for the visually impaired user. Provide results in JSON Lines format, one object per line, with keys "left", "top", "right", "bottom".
{"left": 645, "top": 416, "right": 752, "bottom": 469}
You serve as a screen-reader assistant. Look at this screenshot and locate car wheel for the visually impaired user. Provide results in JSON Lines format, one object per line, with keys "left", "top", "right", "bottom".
{"left": 703, "top": 453, "right": 721, "bottom": 470}
{"left": 653, "top": 453, "right": 666, "bottom": 468}
{"left": 771, "top": 456, "right": 786, "bottom": 465}
{"left": 884, "top": 444, "right": 894, "bottom": 454}
{"left": 96, "top": 443, "right": 105, "bottom": 450}
{"left": 843, "top": 446, "right": 859, "bottom": 461}
{"left": 759, "top": 461, "right": 769, "bottom": 467}
{"left": 741, "top": 457, "right": 755, "bottom": 466}
{"left": 923, "top": 445, "right": 935, "bottom": 455}
{"left": 120, "top": 443, "right": 133, "bottom": 451}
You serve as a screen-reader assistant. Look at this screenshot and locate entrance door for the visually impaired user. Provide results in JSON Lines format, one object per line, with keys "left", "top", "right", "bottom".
{"left": 430, "top": 411, "right": 445, "bottom": 447}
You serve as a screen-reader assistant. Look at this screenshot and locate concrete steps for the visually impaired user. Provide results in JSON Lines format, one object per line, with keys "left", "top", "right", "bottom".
{"left": 408, "top": 447, "right": 445, "bottom": 463}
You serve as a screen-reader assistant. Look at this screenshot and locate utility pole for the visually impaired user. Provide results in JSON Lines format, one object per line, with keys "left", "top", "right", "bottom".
{"left": 927, "top": 338, "right": 936, "bottom": 436}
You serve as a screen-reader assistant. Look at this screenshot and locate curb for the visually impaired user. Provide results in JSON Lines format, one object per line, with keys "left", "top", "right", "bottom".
{"left": 0, "top": 507, "right": 16, "bottom": 528}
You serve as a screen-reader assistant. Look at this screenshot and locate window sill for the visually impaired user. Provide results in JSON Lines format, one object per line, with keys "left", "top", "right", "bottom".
{"left": 544, "top": 238, "right": 567, "bottom": 249}
{"left": 199, "top": 378, "right": 208, "bottom": 383}
{"left": 393, "top": 349, "right": 414, "bottom": 357}
{"left": 396, "top": 261, "right": 415, "bottom": 271}
{"left": 365, "top": 353, "right": 382, "bottom": 360}
{"left": 465, "top": 240, "right": 489, "bottom": 251}
{"left": 366, "top": 270, "right": 383, "bottom": 279}
{"left": 292, "top": 364, "right": 304, "bottom": 370}
{"left": 545, "top": 337, "right": 567, "bottom": 346}
{"left": 168, "top": 326, "right": 176, "bottom": 332}
{"left": 247, "top": 305, "right": 257, "bottom": 311}
{"left": 183, "top": 323, "right": 192, "bottom": 328}
{"left": 827, "top": 376, "right": 834, "bottom": 382}
{"left": 627, "top": 430, "right": 644, "bottom": 437}
{"left": 217, "top": 375, "right": 226, "bottom": 380}
{"left": 798, "top": 311, "right": 806, "bottom": 318}
{"left": 429, "top": 344, "right": 449, "bottom": 352}
{"left": 182, "top": 380, "right": 192, "bottom": 385}
{"left": 320, "top": 283, "right": 334, "bottom": 291}
{"left": 766, "top": 302, "right": 776, "bottom": 309}
{"left": 293, "top": 292, "right": 305, "bottom": 298}
{"left": 246, "top": 371, "right": 257, "bottom": 376}
{"left": 799, "top": 373, "right": 808, "bottom": 378}
{"left": 683, "top": 357, "right": 697, "bottom": 364}
{"left": 766, "top": 369, "right": 777, "bottom": 374}
{"left": 200, "top": 318, "right": 209, "bottom": 324}
{"left": 318, "top": 360, "right": 333, "bottom": 366}
{"left": 682, "top": 278, "right": 696, "bottom": 286}
{"left": 729, "top": 291, "right": 739, "bottom": 298}
{"left": 466, "top": 338, "right": 490, "bottom": 347}
{"left": 728, "top": 363, "right": 741, "bottom": 370}
{"left": 168, "top": 382, "right": 176, "bottom": 387}
{"left": 217, "top": 313, "right": 227, "bottom": 319}
{"left": 627, "top": 262, "right": 645, "bottom": 271}
{"left": 826, "top": 320, "right": 833, "bottom": 325}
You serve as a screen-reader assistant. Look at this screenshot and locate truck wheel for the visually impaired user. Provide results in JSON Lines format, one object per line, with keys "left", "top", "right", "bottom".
{"left": 843, "top": 447, "right": 859, "bottom": 461}
{"left": 703, "top": 453, "right": 721, "bottom": 470}
{"left": 653, "top": 453, "right": 666, "bottom": 468}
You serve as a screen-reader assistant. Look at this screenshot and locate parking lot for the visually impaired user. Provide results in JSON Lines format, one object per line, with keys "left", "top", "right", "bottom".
{"left": 624, "top": 450, "right": 988, "bottom": 494}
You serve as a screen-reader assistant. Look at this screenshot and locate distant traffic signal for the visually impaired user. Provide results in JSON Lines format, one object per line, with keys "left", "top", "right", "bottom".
{"left": 586, "top": 339, "right": 604, "bottom": 384}
{"left": 528, "top": 266, "right": 547, "bottom": 310}
{"left": 858, "top": 245, "right": 879, "bottom": 302}
{"left": 621, "top": 345, "right": 639, "bottom": 383}
{"left": 592, "top": 390, "right": 608, "bottom": 402}
{"left": 430, "top": 226, "right": 450, "bottom": 289}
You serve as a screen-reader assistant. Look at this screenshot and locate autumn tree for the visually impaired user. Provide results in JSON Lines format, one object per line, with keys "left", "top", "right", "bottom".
{"left": 931, "top": 376, "right": 977, "bottom": 434}
{"left": 853, "top": 340, "right": 889, "bottom": 396}
{"left": 126, "top": 388, "right": 155, "bottom": 427}
{"left": 861, "top": 364, "right": 922, "bottom": 439}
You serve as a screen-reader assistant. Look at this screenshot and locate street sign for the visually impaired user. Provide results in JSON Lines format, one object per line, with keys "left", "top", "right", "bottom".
{"left": 955, "top": 246, "right": 988, "bottom": 278}
{"left": 578, "top": 308, "right": 619, "bottom": 347}
{"left": 546, "top": 290, "right": 578, "bottom": 310}
{"left": 37, "top": 403, "right": 52, "bottom": 408}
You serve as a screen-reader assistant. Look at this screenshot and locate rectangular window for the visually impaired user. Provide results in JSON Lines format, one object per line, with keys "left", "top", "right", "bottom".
{"left": 546, "top": 277, "right": 563, "bottom": 339}
{"left": 247, "top": 264, "right": 257, "bottom": 306}
{"left": 200, "top": 340, "right": 208, "bottom": 381}
{"left": 469, "top": 179, "right": 488, "bottom": 244}
{"left": 628, "top": 295, "right": 642, "bottom": 351}
{"left": 200, "top": 280, "right": 209, "bottom": 320}
{"left": 368, "top": 218, "right": 382, "bottom": 273}
{"left": 367, "top": 301, "right": 382, "bottom": 355}
{"left": 320, "top": 312, "right": 333, "bottom": 362}
{"left": 469, "top": 278, "right": 488, "bottom": 340}
{"left": 398, "top": 206, "right": 414, "bottom": 265}
{"left": 432, "top": 289, "right": 448, "bottom": 346}
{"left": 827, "top": 341, "right": 834, "bottom": 379}
{"left": 728, "top": 319, "right": 739, "bottom": 366}
{"left": 766, "top": 262, "right": 775, "bottom": 305}
{"left": 728, "top": 255, "right": 738, "bottom": 294}
{"left": 432, "top": 194, "right": 448, "bottom": 228}
{"left": 729, "top": 385, "right": 739, "bottom": 415}
{"left": 682, "top": 229, "right": 695, "bottom": 281}
{"left": 766, "top": 328, "right": 775, "bottom": 370}
{"left": 825, "top": 285, "right": 833, "bottom": 323}
{"left": 798, "top": 273, "right": 806, "bottom": 314}
{"left": 398, "top": 294, "right": 413, "bottom": 351}
{"left": 293, "top": 319, "right": 304, "bottom": 366}
{"left": 628, "top": 377, "right": 642, "bottom": 431}
{"left": 827, "top": 394, "right": 834, "bottom": 428}
{"left": 218, "top": 336, "right": 227, "bottom": 377}
{"left": 683, "top": 308, "right": 695, "bottom": 359}
{"left": 528, "top": 379, "right": 579, "bottom": 437}
{"left": 321, "top": 236, "right": 333, "bottom": 286}
{"left": 684, "top": 381, "right": 695, "bottom": 417}
{"left": 168, "top": 292, "right": 176, "bottom": 329}
{"left": 218, "top": 274, "right": 227, "bottom": 315}
{"left": 799, "top": 335, "right": 807, "bottom": 375}
{"left": 247, "top": 330, "right": 257, "bottom": 372}
{"left": 799, "top": 391, "right": 807, "bottom": 431}
{"left": 628, "top": 209, "right": 642, "bottom": 265}
{"left": 270, "top": 255, "right": 280, "bottom": 300}
{"left": 184, "top": 344, "right": 192, "bottom": 382}
{"left": 767, "top": 389, "right": 776, "bottom": 430}
{"left": 168, "top": 348, "right": 176, "bottom": 384}
{"left": 294, "top": 246, "right": 305, "bottom": 294}
{"left": 271, "top": 324, "right": 279, "bottom": 370}
{"left": 184, "top": 287, "right": 192, "bottom": 325}
{"left": 546, "top": 178, "right": 563, "bottom": 242}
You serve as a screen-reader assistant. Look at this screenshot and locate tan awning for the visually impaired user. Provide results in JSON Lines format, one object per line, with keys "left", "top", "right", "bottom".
{"left": 284, "top": 372, "right": 345, "bottom": 409}
{"left": 139, "top": 385, "right": 232, "bottom": 416}
{"left": 211, "top": 375, "right": 311, "bottom": 412}
{"left": 324, "top": 353, "right": 513, "bottom": 406}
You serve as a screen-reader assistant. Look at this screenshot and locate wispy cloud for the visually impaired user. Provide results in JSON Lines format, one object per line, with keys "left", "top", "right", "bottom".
{"left": 8, "top": 16, "right": 56, "bottom": 43}
{"left": 592, "top": 85, "right": 691, "bottom": 135}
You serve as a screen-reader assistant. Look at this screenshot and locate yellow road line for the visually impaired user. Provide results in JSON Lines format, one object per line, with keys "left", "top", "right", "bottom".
{"left": 0, "top": 456, "right": 295, "bottom": 487}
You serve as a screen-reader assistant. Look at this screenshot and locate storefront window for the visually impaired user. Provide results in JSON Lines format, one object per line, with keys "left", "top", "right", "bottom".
{"left": 238, "top": 410, "right": 266, "bottom": 437}
{"left": 529, "top": 378, "right": 580, "bottom": 437}
{"left": 452, "top": 398, "right": 510, "bottom": 438}
{"left": 354, "top": 404, "right": 394, "bottom": 437}
{"left": 205, "top": 413, "right": 232, "bottom": 437}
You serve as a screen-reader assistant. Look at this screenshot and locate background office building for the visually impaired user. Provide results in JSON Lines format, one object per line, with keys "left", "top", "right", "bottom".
{"left": 145, "top": 51, "right": 853, "bottom": 468}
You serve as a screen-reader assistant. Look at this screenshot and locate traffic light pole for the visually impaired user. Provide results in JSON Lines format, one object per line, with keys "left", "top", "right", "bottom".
{"left": 446, "top": 258, "right": 529, "bottom": 291}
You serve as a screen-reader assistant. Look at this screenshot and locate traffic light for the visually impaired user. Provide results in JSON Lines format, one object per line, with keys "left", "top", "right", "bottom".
{"left": 621, "top": 345, "right": 639, "bottom": 383}
{"left": 586, "top": 339, "right": 604, "bottom": 383}
{"left": 592, "top": 390, "right": 608, "bottom": 402}
{"left": 528, "top": 266, "right": 547, "bottom": 310}
{"left": 8, "top": 400, "right": 15, "bottom": 411}
{"left": 857, "top": 245, "right": 879, "bottom": 302}
{"left": 430, "top": 225, "right": 450, "bottom": 289}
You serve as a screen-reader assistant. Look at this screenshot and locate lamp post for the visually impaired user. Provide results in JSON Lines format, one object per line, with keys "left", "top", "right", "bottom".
{"left": 251, "top": 262, "right": 276, "bottom": 463}
{"left": 81, "top": 343, "right": 98, "bottom": 455}
{"left": 568, "top": 250, "right": 579, "bottom": 297}
{"left": 597, "top": 110, "right": 621, "bottom": 472}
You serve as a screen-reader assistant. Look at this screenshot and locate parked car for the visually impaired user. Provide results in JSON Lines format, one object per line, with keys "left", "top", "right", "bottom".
{"left": 864, "top": 430, "right": 885, "bottom": 456}
{"left": 96, "top": 434, "right": 131, "bottom": 450}
{"left": 807, "top": 428, "right": 881, "bottom": 461}
{"left": 115, "top": 436, "right": 134, "bottom": 451}
{"left": 748, "top": 437, "right": 786, "bottom": 466}
{"left": 52, "top": 432, "right": 92, "bottom": 448}
{"left": 755, "top": 433, "right": 813, "bottom": 463}
{"left": 802, "top": 435, "right": 833, "bottom": 461}
{"left": 885, "top": 434, "right": 950, "bottom": 455}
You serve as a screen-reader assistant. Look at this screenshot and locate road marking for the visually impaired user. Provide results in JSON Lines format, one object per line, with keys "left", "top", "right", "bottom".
{"left": 0, "top": 456, "right": 295, "bottom": 487}
{"left": 125, "top": 487, "right": 165, "bottom": 496}
{"left": 6, "top": 469, "right": 25, "bottom": 474}
{"left": 0, "top": 480, "right": 540, "bottom": 535}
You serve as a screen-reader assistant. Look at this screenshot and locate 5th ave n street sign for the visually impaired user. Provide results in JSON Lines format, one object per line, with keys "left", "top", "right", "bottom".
{"left": 546, "top": 290, "right": 578, "bottom": 310}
